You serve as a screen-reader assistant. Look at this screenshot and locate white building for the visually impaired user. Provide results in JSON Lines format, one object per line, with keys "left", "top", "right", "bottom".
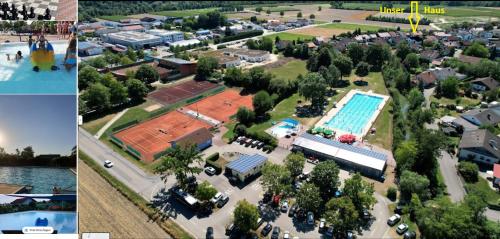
{"left": 168, "top": 39, "right": 201, "bottom": 47}
{"left": 146, "top": 29, "right": 184, "bottom": 43}
{"left": 226, "top": 154, "right": 268, "bottom": 182}
{"left": 103, "top": 31, "right": 163, "bottom": 49}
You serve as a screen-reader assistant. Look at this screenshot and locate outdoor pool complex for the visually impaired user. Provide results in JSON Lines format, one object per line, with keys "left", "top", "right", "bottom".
{"left": 0, "top": 41, "right": 76, "bottom": 94}
{"left": 0, "top": 211, "right": 76, "bottom": 233}
{"left": 0, "top": 167, "right": 76, "bottom": 194}
{"left": 320, "top": 90, "right": 388, "bottom": 137}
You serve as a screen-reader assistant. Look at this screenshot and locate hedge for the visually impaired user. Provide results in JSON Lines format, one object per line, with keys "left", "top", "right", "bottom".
{"left": 206, "top": 152, "right": 219, "bottom": 162}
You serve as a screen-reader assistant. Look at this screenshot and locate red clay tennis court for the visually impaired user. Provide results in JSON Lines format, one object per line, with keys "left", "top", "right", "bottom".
{"left": 185, "top": 90, "right": 253, "bottom": 123}
{"left": 114, "top": 111, "right": 211, "bottom": 162}
{"left": 148, "top": 80, "right": 219, "bottom": 106}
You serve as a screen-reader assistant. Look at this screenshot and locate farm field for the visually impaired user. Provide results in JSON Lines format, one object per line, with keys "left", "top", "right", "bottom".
{"left": 265, "top": 32, "right": 314, "bottom": 41}
{"left": 320, "top": 22, "right": 394, "bottom": 32}
{"left": 153, "top": 8, "right": 220, "bottom": 17}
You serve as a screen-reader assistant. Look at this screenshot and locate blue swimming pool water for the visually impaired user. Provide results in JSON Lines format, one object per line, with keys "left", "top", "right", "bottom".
{"left": 0, "top": 211, "right": 76, "bottom": 233}
{"left": 324, "top": 93, "right": 383, "bottom": 135}
{"left": 0, "top": 167, "right": 76, "bottom": 194}
{"left": 0, "top": 41, "right": 76, "bottom": 94}
{"left": 279, "top": 124, "right": 295, "bottom": 129}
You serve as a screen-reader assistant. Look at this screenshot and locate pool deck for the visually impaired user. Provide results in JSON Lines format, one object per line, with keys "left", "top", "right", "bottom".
{"left": 0, "top": 183, "right": 31, "bottom": 194}
{"left": 315, "top": 89, "right": 390, "bottom": 140}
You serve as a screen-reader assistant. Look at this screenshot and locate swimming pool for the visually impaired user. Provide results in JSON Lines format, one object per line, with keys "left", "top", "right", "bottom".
{"left": 0, "top": 41, "right": 76, "bottom": 94}
{"left": 0, "top": 167, "right": 76, "bottom": 194}
{"left": 323, "top": 92, "right": 385, "bottom": 136}
{"left": 268, "top": 122, "right": 298, "bottom": 138}
{"left": 0, "top": 211, "right": 76, "bottom": 234}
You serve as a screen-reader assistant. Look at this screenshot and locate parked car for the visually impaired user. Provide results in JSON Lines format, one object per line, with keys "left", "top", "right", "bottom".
{"left": 394, "top": 205, "right": 403, "bottom": 214}
{"left": 217, "top": 193, "right": 229, "bottom": 208}
{"left": 245, "top": 138, "right": 253, "bottom": 146}
{"left": 236, "top": 136, "right": 245, "bottom": 143}
{"left": 283, "top": 231, "right": 290, "bottom": 239}
{"left": 210, "top": 192, "right": 223, "bottom": 204}
{"left": 325, "top": 226, "right": 334, "bottom": 238}
{"left": 225, "top": 223, "right": 237, "bottom": 235}
{"left": 281, "top": 201, "right": 289, "bottom": 212}
{"left": 387, "top": 214, "right": 401, "bottom": 226}
{"left": 261, "top": 223, "right": 272, "bottom": 236}
{"left": 256, "top": 218, "right": 264, "bottom": 228}
{"left": 257, "top": 142, "right": 265, "bottom": 149}
{"left": 319, "top": 218, "right": 326, "bottom": 232}
{"left": 251, "top": 140, "right": 260, "bottom": 148}
{"left": 271, "top": 226, "right": 281, "bottom": 239}
{"left": 307, "top": 158, "right": 319, "bottom": 164}
{"left": 403, "top": 231, "right": 416, "bottom": 239}
{"left": 362, "top": 208, "right": 371, "bottom": 220}
{"left": 104, "top": 160, "right": 114, "bottom": 168}
{"left": 294, "top": 181, "right": 303, "bottom": 190}
{"left": 288, "top": 204, "right": 298, "bottom": 217}
{"left": 263, "top": 192, "right": 272, "bottom": 203}
{"left": 396, "top": 223, "right": 409, "bottom": 235}
{"left": 307, "top": 211, "right": 314, "bottom": 225}
{"left": 206, "top": 227, "right": 214, "bottom": 239}
{"left": 205, "top": 166, "right": 216, "bottom": 176}
{"left": 239, "top": 137, "right": 247, "bottom": 144}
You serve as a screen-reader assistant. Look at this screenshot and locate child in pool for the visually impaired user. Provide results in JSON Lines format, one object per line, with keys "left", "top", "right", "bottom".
{"left": 5, "top": 51, "right": 23, "bottom": 63}
{"left": 63, "top": 37, "right": 77, "bottom": 71}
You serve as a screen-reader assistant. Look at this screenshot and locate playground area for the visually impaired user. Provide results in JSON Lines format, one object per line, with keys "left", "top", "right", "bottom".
{"left": 113, "top": 111, "right": 211, "bottom": 162}
{"left": 185, "top": 90, "right": 253, "bottom": 123}
{"left": 148, "top": 80, "right": 220, "bottom": 106}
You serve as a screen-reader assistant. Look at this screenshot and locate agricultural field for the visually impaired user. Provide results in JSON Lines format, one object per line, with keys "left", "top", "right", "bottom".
{"left": 153, "top": 8, "right": 220, "bottom": 17}
{"left": 265, "top": 32, "right": 314, "bottom": 41}
{"left": 99, "top": 15, "right": 130, "bottom": 22}
{"left": 320, "top": 22, "right": 394, "bottom": 32}
{"left": 262, "top": 6, "right": 301, "bottom": 12}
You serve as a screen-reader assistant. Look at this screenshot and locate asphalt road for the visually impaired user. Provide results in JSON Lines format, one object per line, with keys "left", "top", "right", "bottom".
{"left": 439, "top": 151, "right": 467, "bottom": 203}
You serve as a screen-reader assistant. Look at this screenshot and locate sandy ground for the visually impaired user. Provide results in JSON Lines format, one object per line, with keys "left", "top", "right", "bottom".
{"left": 78, "top": 160, "right": 171, "bottom": 239}
{"left": 144, "top": 104, "right": 162, "bottom": 112}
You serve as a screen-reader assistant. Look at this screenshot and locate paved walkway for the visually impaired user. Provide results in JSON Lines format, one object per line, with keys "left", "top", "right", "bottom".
{"left": 94, "top": 108, "right": 128, "bottom": 139}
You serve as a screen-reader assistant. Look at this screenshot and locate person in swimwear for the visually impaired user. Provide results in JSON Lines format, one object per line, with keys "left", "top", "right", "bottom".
{"left": 63, "top": 37, "right": 77, "bottom": 71}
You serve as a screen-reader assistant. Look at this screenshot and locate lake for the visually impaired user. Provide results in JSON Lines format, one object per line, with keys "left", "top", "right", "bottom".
{"left": 0, "top": 167, "right": 76, "bottom": 194}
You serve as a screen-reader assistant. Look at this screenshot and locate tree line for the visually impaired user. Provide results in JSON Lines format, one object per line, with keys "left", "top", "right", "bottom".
{"left": 0, "top": 146, "right": 76, "bottom": 167}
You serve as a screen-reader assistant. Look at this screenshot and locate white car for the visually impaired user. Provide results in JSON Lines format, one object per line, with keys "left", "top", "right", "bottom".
{"left": 396, "top": 223, "right": 409, "bottom": 234}
{"left": 283, "top": 231, "right": 290, "bottom": 239}
{"left": 281, "top": 201, "right": 289, "bottom": 212}
{"left": 104, "top": 160, "right": 114, "bottom": 168}
{"left": 319, "top": 218, "right": 326, "bottom": 232}
{"left": 205, "top": 166, "right": 216, "bottom": 175}
{"left": 210, "top": 192, "right": 222, "bottom": 204}
{"left": 387, "top": 214, "right": 401, "bottom": 226}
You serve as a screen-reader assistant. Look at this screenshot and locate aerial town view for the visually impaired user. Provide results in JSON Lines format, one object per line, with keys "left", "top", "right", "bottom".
{"left": 77, "top": 1, "right": 500, "bottom": 239}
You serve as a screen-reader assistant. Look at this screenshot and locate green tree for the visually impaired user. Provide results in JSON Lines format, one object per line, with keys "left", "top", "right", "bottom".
{"left": 355, "top": 62, "right": 370, "bottom": 77}
{"left": 366, "top": 43, "right": 390, "bottom": 71}
{"left": 78, "top": 66, "right": 101, "bottom": 90}
{"left": 285, "top": 152, "right": 306, "bottom": 177}
{"left": 387, "top": 187, "right": 397, "bottom": 201}
{"left": 325, "top": 64, "right": 341, "bottom": 88}
{"left": 343, "top": 173, "right": 376, "bottom": 213}
{"left": 195, "top": 56, "right": 218, "bottom": 80}
{"left": 135, "top": 64, "right": 160, "bottom": 85}
{"left": 255, "top": 7, "right": 263, "bottom": 12}
{"left": 107, "top": 79, "right": 128, "bottom": 105}
{"left": 252, "top": 90, "right": 273, "bottom": 117}
{"left": 318, "top": 6, "right": 322, "bottom": 11}
{"left": 458, "top": 161, "right": 479, "bottom": 183}
{"left": 297, "top": 12, "right": 302, "bottom": 18}
{"left": 195, "top": 181, "right": 217, "bottom": 202}
{"left": 126, "top": 47, "right": 138, "bottom": 62}
{"left": 260, "top": 37, "right": 273, "bottom": 53}
{"left": 394, "top": 140, "right": 418, "bottom": 176}
{"left": 296, "top": 183, "right": 323, "bottom": 213}
{"left": 137, "top": 49, "right": 145, "bottom": 59}
{"left": 82, "top": 83, "right": 111, "bottom": 111}
{"left": 396, "top": 41, "right": 411, "bottom": 60}
{"left": 399, "top": 170, "right": 430, "bottom": 201}
{"left": 246, "top": 39, "right": 258, "bottom": 50}
{"left": 154, "top": 144, "right": 204, "bottom": 189}
{"left": 119, "top": 56, "right": 134, "bottom": 65}
{"left": 407, "top": 88, "right": 425, "bottom": 110}
{"left": 324, "top": 197, "right": 359, "bottom": 234}
{"left": 87, "top": 56, "right": 107, "bottom": 68}
{"left": 236, "top": 107, "right": 255, "bottom": 126}
{"left": 266, "top": 9, "right": 271, "bottom": 14}
{"left": 280, "top": 10, "right": 284, "bottom": 16}
{"left": 347, "top": 43, "right": 365, "bottom": 66}
{"left": 298, "top": 72, "right": 328, "bottom": 108}
{"left": 464, "top": 41, "right": 490, "bottom": 58}
{"left": 233, "top": 200, "right": 259, "bottom": 233}
{"left": 333, "top": 55, "right": 353, "bottom": 80}
{"left": 261, "top": 162, "right": 293, "bottom": 196}
{"left": 247, "top": 67, "right": 272, "bottom": 90}
{"left": 311, "top": 161, "right": 340, "bottom": 198}
{"left": 404, "top": 53, "right": 420, "bottom": 69}
{"left": 440, "top": 76, "right": 460, "bottom": 98}
{"left": 126, "top": 78, "right": 148, "bottom": 102}
{"left": 309, "top": 14, "right": 315, "bottom": 19}
{"left": 222, "top": 67, "right": 244, "bottom": 86}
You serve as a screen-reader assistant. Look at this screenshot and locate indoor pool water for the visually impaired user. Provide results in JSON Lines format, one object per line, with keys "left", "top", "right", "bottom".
{"left": 0, "top": 41, "right": 76, "bottom": 94}
{"left": 0, "top": 211, "right": 76, "bottom": 233}
{"left": 324, "top": 93, "right": 383, "bottom": 135}
{"left": 0, "top": 167, "right": 76, "bottom": 194}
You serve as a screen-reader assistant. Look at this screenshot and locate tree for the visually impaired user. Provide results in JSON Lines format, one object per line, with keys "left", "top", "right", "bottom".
{"left": 236, "top": 107, "right": 255, "bottom": 126}
{"left": 404, "top": 53, "right": 420, "bottom": 69}
{"left": 82, "top": 83, "right": 111, "bottom": 111}
{"left": 126, "top": 78, "right": 148, "bottom": 102}
{"left": 399, "top": 170, "right": 430, "bottom": 201}
{"left": 346, "top": 43, "right": 365, "bottom": 66}
{"left": 394, "top": 140, "right": 418, "bottom": 175}
{"left": 255, "top": 7, "right": 263, "bottom": 12}
{"left": 222, "top": 67, "right": 244, "bottom": 86}
{"left": 154, "top": 144, "right": 204, "bottom": 189}
{"left": 343, "top": 173, "right": 376, "bottom": 213}
{"left": 247, "top": 67, "right": 272, "bottom": 90}
{"left": 252, "top": 90, "right": 273, "bottom": 117}
{"left": 396, "top": 41, "right": 411, "bottom": 60}
{"left": 260, "top": 37, "right": 273, "bottom": 53}
{"left": 297, "top": 12, "right": 302, "bottom": 18}
{"left": 324, "top": 197, "right": 359, "bottom": 234}
{"left": 233, "top": 200, "right": 259, "bottom": 233}
{"left": 78, "top": 66, "right": 101, "bottom": 90}
{"left": 261, "top": 162, "right": 293, "bottom": 196}
{"left": 135, "top": 64, "right": 160, "bottom": 85}
{"left": 310, "top": 161, "right": 340, "bottom": 198}
{"left": 407, "top": 88, "right": 425, "bottom": 110}
{"left": 387, "top": 187, "right": 397, "bottom": 201}
{"left": 355, "top": 62, "right": 370, "bottom": 77}
{"left": 285, "top": 152, "right": 306, "bottom": 177}
{"left": 126, "top": 47, "right": 137, "bottom": 62}
{"left": 309, "top": 14, "right": 315, "bottom": 19}
{"left": 246, "top": 39, "right": 258, "bottom": 49}
{"left": 296, "top": 183, "right": 323, "bottom": 213}
{"left": 266, "top": 9, "right": 271, "bottom": 14}
{"left": 250, "top": 15, "right": 257, "bottom": 23}
{"left": 366, "top": 43, "right": 390, "bottom": 71}
{"left": 280, "top": 10, "right": 284, "bottom": 17}
{"left": 195, "top": 181, "right": 217, "bottom": 202}
{"left": 137, "top": 49, "right": 145, "bottom": 59}
{"left": 464, "top": 41, "right": 490, "bottom": 58}
{"left": 458, "top": 161, "right": 479, "bottom": 183}
{"left": 318, "top": 6, "right": 322, "bottom": 11}
{"left": 195, "top": 56, "right": 218, "bottom": 80}
{"left": 20, "top": 146, "right": 35, "bottom": 161}
{"left": 333, "top": 55, "right": 353, "bottom": 80}
{"left": 325, "top": 64, "right": 341, "bottom": 88}
{"left": 234, "top": 124, "right": 247, "bottom": 136}
{"left": 298, "top": 72, "right": 328, "bottom": 108}
{"left": 120, "top": 56, "right": 134, "bottom": 65}
{"left": 87, "top": 56, "right": 107, "bottom": 68}
{"left": 440, "top": 76, "right": 460, "bottom": 98}
{"left": 107, "top": 79, "right": 128, "bottom": 105}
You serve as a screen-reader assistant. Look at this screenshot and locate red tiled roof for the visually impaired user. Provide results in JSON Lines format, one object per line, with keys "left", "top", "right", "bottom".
{"left": 494, "top": 164, "right": 500, "bottom": 178}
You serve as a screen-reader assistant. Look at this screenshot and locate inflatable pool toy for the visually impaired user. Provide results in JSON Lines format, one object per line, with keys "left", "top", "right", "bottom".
{"left": 31, "top": 42, "right": 55, "bottom": 71}
{"left": 35, "top": 217, "right": 48, "bottom": 226}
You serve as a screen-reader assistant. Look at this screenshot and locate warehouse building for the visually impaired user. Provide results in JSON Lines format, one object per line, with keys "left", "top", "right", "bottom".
{"left": 78, "top": 42, "right": 104, "bottom": 56}
{"left": 292, "top": 133, "right": 387, "bottom": 179}
{"left": 226, "top": 154, "right": 268, "bottom": 182}
{"left": 146, "top": 29, "right": 184, "bottom": 43}
{"left": 103, "top": 31, "right": 163, "bottom": 49}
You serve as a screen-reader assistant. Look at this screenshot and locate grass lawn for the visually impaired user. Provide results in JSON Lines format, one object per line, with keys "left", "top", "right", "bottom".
{"left": 466, "top": 177, "right": 500, "bottom": 206}
{"left": 338, "top": 2, "right": 407, "bottom": 11}
{"left": 265, "top": 32, "right": 314, "bottom": 41}
{"left": 444, "top": 7, "right": 500, "bottom": 18}
{"left": 82, "top": 113, "right": 117, "bottom": 135}
{"left": 263, "top": 6, "right": 300, "bottom": 12}
{"left": 430, "top": 95, "right": 481, "bottom": 117}
{"left": 153, "top": 8, "right": 219, "bottom": 17}
{"left": 100, "top": 15, "right": 130, "bottom": 22}
{"left": 267, "top": 60, "right": 307, "bottom": 81}
{"left": 319, "top": 23, "right": 394, "bottom": 32}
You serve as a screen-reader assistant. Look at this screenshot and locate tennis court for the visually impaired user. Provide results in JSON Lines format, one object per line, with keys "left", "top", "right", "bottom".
{"left": 185, "top": 90, "right": 253, "bottom": 123}
{"left": 148, "top": 80, "right": 219, "bottom": 106}
{"left": 113, "top": 111, "right": 211, "bottom": 162}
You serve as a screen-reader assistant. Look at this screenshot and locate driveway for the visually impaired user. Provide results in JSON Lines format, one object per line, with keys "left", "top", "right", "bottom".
{"left": 358, "top": 193, "right": 393, "bottom": 239}
{"left": 439, "top": 151, "right": 466, "bottom": 203}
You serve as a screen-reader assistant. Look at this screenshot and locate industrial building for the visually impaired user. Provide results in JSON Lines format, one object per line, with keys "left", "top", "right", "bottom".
{"left": 146, "top": 29, "right": 184, "bottom": 43}
{"left": 78, "top": 42, "right": 104, "bottom": 56}
{"left": 292, "top": 133, "right": 387, "bottom": 179}
{"left": 103, "top": 31, "right": 163, "bottom": 49}
{"left": 168, "top": 39, "right": 201, "bottom": 47}
{"left": 226, "top": 154, "right": 268, "bottom": 182}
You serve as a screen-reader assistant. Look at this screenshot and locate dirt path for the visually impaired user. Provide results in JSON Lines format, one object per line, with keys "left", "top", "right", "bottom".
{"left": 78, "top": 160, "right": 171, "bottom": 239}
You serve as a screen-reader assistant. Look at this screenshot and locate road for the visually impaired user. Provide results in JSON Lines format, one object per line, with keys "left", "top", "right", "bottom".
{"left": 438, "top": 151, "right": 466, "bottom": 203}
{"left": 359, "top": 193, "right": 393, "bottom": 239}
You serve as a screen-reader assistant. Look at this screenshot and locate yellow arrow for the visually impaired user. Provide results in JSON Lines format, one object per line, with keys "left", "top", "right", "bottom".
{"left": 408, "top": 1, "right": 421, "bottom": 33}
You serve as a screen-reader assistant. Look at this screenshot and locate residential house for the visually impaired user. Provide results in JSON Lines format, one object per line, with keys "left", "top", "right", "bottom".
{"left": 461, "top": 107, "right": 500, "bottom": 126}
{"left": 415, "top": 67, "right": 465, "bottom": 88}
{"left": 420, "top": 49, "right": 440, "bottom": 62}
{"left": 458, "top": 129, "right": 500, "bottom": 165}
{"left": 275, "top": 40, "right": 292, "bottom": 51}
{"left": 458, "top": 54, "right": 483, "bottom": 64}
{"left": 470, "top": 77, "right": 499, "bottom": 92}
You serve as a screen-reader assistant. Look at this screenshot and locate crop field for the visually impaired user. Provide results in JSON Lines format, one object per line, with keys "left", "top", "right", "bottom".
{"left": 266, "top": 32, "right": 314, "bottom": 41}
{"left": 320, "top": 22, "right": 393, "bottom": 32}
{"left": 99, "top": 15, "right": 129, "bottom": 21}
{"left": 153, "top": 8, "right": 219, "bottom": 17}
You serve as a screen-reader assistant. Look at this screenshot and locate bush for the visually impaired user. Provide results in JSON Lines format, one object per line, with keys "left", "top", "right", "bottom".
{"left": 246, "top": 131, "right": 278, "bottom": 149}
{"left": 221, "top": 30, "right": 264, "bottom": 43}
{"left": 458, "top": 161, "right": 479, "bottom": 183}
{"left": 387, "top": 187, "right": 397, "bottom": 201}
{"left": 206, "top": 152, "right": 219, "bottom": 162}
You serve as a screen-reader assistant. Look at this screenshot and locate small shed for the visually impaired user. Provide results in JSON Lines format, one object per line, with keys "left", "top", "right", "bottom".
{"left": 226, "top": 154, "right": 268, "bottom": 182}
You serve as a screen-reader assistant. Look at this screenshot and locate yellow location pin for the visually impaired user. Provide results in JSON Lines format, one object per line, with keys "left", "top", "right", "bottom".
{"left": 408, "top": 1, "right": 421, "bottom": 33}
